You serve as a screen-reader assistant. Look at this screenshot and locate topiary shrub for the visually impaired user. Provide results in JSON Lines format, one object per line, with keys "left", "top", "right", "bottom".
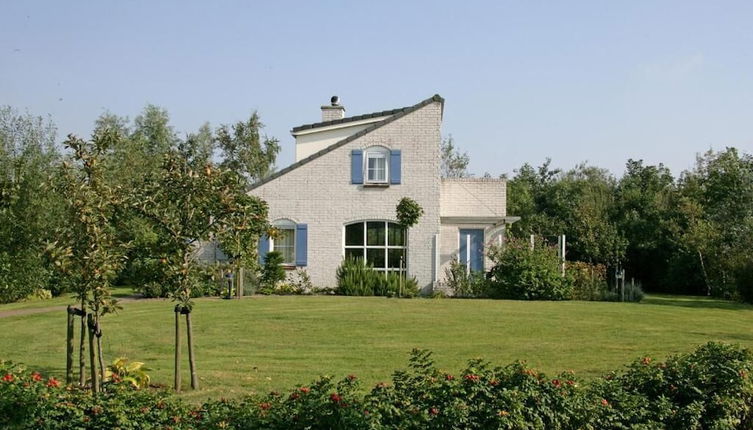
{"left": 487, "top": 237, "right": 572, "bottom": 300}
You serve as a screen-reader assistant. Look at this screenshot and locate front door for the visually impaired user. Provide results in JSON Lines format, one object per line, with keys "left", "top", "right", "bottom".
{"left": 459, "top": 229, "right": 484, "bottom": 272}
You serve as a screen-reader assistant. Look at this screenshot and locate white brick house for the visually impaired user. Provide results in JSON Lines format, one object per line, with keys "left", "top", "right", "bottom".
{"left": 250, "top": 95, "right": 517, "bottom": 294}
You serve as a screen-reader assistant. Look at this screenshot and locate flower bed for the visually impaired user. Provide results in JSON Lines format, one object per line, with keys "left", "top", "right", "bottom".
{"left": 2, "top": 342, "right": 752, "bottom": 429}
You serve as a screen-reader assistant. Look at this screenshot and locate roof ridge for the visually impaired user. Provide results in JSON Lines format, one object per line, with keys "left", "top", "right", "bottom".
{"left": 291, "top": 94, "right": 443, "bottom": 133}
{"left": 249, "top": 94, "right": 443, "bottom": 190}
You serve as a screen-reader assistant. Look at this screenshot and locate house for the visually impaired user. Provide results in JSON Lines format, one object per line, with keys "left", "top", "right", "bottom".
{"left": 250, "top": 95, "right": 517, "bottom": 294}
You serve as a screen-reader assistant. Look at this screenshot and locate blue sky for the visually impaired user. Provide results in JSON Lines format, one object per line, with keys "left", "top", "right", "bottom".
{"left": 2, "top": 1, "right": 751, "bottom": 176}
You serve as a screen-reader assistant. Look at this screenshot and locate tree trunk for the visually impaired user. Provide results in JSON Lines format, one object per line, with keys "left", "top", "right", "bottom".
{"left": 66, "top": 306, "right": 74, "bottom": 384}
{"left": 78, "top": 298, "right": 86, "bottom": 387}
{"left": 185, "top": 310, "right": 199, "bottom": 390}
{"left": 95, "top": 320, "right": 105, "bottom": 385}
{"left": 87, "top": 314, "right": 98, "bottom": 393}
{"left": 174, "top": 307, "right": 181, "bottom": 392}
{"left": 237, "top": 267, "right": 244, "bottom": 298}
{"left": 698, "top": 250, "right": 711, "bottom": 296}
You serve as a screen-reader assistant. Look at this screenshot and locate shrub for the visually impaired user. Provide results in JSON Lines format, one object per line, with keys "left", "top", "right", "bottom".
{"left": 487, "top": 237, "right": 572, "bottom": 300}
{"left": 260, "top": 269, "right": 314, "bottom": 295}
{"left": 133, "top": 261, "right": 224, "bottom": 298}
{"left": 336, "top": 258, "right": 418, "bottom": 297}
{"left": 568, "top": 261, "right": 609, "bottom": 301}
{"left": 442, "top": 257, "right": 488, "bottom": 297}
{"left": 258, "top": 251, "right": 286, "bottom": 293}
{"left": 2, "top": 342, "right": 753, "bottom": 429}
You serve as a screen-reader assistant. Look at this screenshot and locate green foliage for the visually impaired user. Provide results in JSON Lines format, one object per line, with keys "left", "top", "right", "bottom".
{"left": 105, "top": 357, "right": 151, "bottom": 389}
{"left": 395, "top": 197, "right": 424, "bottom": 229}
{"left": 440, "top": 135, "right": 470, "bottom": 178}
{"left": 336, "top": 258, "right": 418, "bottom": 297}
{"left": 568, "top": 261, "right": 609, "bottom": 301}
{"left": 3, "top": 342, "right": 752, "bottom": 429}
{"left": 0, "top": 106, "right": 62, "bottom": 302}
{"left": 131, "top": 152, "right": 269, "bottom": 307}
{"left": 487, "top": 237, "right": 573, "bottom": 300}
{"left": 216, "top": 112, "right": 281, "bottom": 185}
{"left": 49, "top": 132, "right": 127, "bottom": 319}
{"left": 442, "top": 257, "right": 488, "bottom": 298}
{"left": 259, "top": 251, "right": 286, "bottom": 293}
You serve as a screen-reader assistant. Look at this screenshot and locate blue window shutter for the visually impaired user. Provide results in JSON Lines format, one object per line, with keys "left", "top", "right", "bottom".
{"left": 351, "top": 150, "right": 363, "bottom": 184}
{"left": 258, "top": 234, "right": 269, "bottom": 265}
{"left": 390, "top": 149, "right": 401, "bottom": 184}
{"left": 295, "top": 224, "right": 308, "bottom": 266}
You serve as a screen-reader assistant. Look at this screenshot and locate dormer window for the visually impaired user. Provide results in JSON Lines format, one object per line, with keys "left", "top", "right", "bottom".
{"left": 365, "top": 148, "right": 389, "bottom": 184}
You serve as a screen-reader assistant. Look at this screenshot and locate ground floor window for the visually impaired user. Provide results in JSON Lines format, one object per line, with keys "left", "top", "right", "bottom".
{"left": 344, "top": 221, "right": 405, "bottom": 273}
{"left": 271, "top": 220, "right": 296, "bottom": 265}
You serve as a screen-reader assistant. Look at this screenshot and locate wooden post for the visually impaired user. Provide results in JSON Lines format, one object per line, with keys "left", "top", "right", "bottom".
{"left": 78, "top": 300, "right": 86, "bottom": 387}
{"left": 237, "top": 267, "right": 244, "bottom": 298}
{"left": 185, "top": 310, "right": 199, "bottom": 390}
{"left": 529, "top": 234, "right": 535, "bottom": 250}
{"left": 95, "top": 322, "right": 105, "bottom": 385}
{"left": 87, "top": 314, "right": 98, "bottom": 393}
{"left": 174, "top": 306, "right": 181, "bottom": 392}
{"left": 66, "top": 306, "right": 75, "bottom": 384}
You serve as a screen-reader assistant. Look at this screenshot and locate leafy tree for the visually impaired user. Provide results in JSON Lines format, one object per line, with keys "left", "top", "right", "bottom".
{"left": 49, "top": 131, "right": 127, "bottom": 392}
{"left": 614, "top": 160, "right": 677, "bottom": 291}
{"left": 132, "top": 152, "right": 268, "bottom": 391}
{"left": 216, "top": 112, "right": 280, "bottom": 185}
{"left": 0, "top": 106, "right": 62, "bottom": 302}
{"left": 440, "top": 135, "right": 470, "bottom": 178}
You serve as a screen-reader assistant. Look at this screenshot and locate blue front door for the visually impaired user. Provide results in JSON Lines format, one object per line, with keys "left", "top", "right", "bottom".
{"left": 459, "top": 229, "right": 484, "bottom": 272}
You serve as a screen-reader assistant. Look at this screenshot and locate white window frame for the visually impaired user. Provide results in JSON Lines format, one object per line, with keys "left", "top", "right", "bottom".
{"left": 271, "top": 220, "right": 296, "bottom": 266}
{"left": 343, "top": 221, "right": 406, "bottom": 273}
{"left": 364, "top": 150, "right": 389, "bottom": 184}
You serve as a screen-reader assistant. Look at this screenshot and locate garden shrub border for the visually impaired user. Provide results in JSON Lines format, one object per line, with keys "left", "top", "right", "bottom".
{"left": 2, "top": 342, "right": 753, "bottom": 429}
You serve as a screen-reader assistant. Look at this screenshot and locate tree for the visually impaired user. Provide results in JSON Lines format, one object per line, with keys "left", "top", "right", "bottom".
{"left": 614, "top": 160, "right": 677, "bottom": 291}
{"left": 440, "top": 135, "right": 470, "bottom": 178}
{"left": 132, "top": 152, "right": 268, "bottom": 391}
{"left": 0, "top": 106, "right": 62, "bottom": 302}
{"left": 49, "top": 131, "right": 126, "bottom": 392}
{"left": 216, "top": 112, "right": 280, "bottom": 186}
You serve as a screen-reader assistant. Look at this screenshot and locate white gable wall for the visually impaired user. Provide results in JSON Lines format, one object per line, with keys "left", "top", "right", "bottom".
{"left": 293, "top": 116, "right": 391, "bottom": 161}
{"left": 252, "top": 101, "right": 443, "bottom": 291}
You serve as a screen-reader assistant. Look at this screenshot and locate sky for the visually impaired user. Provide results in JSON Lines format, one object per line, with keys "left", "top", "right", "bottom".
{"left": 2, "top": 1, "right": 752, "bottom": 177}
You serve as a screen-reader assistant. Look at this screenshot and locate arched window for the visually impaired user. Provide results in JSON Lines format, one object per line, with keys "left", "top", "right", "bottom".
{"left": 344, "top": 221, "right": 406, "bottom": 273}
{"left": 271, "top": 219, "right": 296, "bottom": 265}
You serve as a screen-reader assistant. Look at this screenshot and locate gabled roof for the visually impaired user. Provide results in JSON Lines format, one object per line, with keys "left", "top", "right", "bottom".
{"left": 249, "top": 94, "right": 444, "bottom": 190}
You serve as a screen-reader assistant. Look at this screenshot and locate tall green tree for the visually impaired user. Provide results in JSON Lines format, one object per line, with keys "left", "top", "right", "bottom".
{"left": 216, "top": 112, "right": 280, "bottom": 185}
{"left": 0, "top": 106, "right": 62, "bottom": 302}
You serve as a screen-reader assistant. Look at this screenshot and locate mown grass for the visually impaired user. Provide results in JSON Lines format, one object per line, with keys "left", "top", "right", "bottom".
{"left": 1, "top": 294, "right": 752, "bottom": 403}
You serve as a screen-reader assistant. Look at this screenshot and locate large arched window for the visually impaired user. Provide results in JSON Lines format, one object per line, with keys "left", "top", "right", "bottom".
{"left": 344, "top": 221, "right": 405, "bottom": 273}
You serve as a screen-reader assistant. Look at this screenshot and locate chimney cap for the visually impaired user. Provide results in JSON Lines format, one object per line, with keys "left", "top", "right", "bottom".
{"left": 330, "top": 95, "right": 340, "bottom": 106}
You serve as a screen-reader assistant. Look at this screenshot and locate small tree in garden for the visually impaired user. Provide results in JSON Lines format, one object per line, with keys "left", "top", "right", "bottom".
{"left": 48, "top": 131, "right": 127, "bottom": 392}
{"left": 395, "top": 197, "right": 424, "bottom": 296}
{"left": 132, "top": 151, "right": 268, "bottom": 392}
{"left": 215, "top": 192, "right": 270, "bottom": 297}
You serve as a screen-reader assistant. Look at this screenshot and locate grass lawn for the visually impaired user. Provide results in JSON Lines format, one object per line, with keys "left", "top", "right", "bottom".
{"left": 1, "top": 294, "right": 753, "bottom": 403}
{"left": 0, "top": 286, "right": 134, "bottom": 311}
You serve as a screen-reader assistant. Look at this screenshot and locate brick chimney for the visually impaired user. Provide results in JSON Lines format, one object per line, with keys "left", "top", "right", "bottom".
{"left": 321, "top": 95, "right": 345, "bottom": 122}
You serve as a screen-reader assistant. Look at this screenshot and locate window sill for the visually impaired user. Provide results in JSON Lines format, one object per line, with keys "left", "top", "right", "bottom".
{"left": 281, "top": 264, "right": 297, "bottom": 271}
{"left": 363, "top": 183, "right": 390, "bottom": 188}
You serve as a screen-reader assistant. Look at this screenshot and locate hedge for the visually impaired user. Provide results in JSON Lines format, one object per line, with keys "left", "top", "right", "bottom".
{"left": 2, "top": 342, "right": 752, "bottom": 429}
